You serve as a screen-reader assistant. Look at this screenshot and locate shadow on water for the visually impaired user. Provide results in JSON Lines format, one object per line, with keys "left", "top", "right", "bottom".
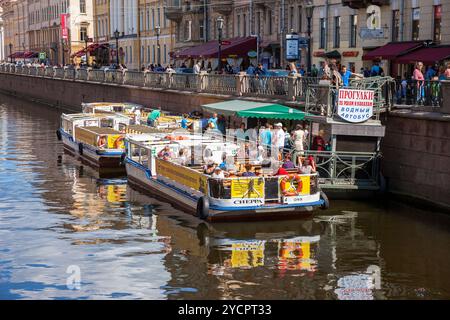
{"left": 1, "top": 93, "right": 450, "bottom": 300}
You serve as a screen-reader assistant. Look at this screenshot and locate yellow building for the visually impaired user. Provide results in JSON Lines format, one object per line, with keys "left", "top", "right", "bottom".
{"left": 0, "top": 0, "right": 28, "bottom": 59}
{"left": 105, "top": 0, "right": 175, "bottom": 69}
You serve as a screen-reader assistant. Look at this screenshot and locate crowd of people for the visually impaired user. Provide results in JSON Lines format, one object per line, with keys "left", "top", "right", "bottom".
{"left": 395, "top": 61, "right": 450, "bottom": 105}
{"left": 151, "top": 110, "right": 329, "bottom": 181}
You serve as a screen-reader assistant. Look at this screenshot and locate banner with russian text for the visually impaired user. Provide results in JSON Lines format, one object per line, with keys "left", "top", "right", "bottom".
{"left": 337, "top": 89, "right": 374, "bottom": 123}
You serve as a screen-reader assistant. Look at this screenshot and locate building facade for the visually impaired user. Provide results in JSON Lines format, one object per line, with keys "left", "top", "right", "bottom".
{"left": 0, "top": 7, "right": 4, "bottom": 61}
{"left": 0, "top": 0, "right": 94, "bottom": 65}
{"left": 0, "top": 0, "right": 28, "bottom": 60}
{"left": 310, "top": 0, "right": 450, "bottom": 73}
{"left": 106, "top": 0, "right": 175, "bottom": 69}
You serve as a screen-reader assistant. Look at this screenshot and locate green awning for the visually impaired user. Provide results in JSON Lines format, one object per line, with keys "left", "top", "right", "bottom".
{"left": 201, "top": 100, "right": 307, "bottom": 120}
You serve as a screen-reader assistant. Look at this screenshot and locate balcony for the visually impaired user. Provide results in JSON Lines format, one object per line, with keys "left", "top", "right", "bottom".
{"left": 211, "top": 0, "right": 232, "bottom": 15}
{"left": 165, "top": 0, "right": 183, "bottom": 21}
{"left": 342, "top": 0, "right": 390, "bottom": 9}
{"left": 254, "top": 0, "right": 271, "bottom": 8}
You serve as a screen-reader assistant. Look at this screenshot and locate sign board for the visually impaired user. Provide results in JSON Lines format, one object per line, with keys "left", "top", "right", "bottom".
{"left": 39, "top": 52, "right": 46, "bottom": 60}
{"left": 285, "top": 33, "right": 300, "bottom": 61}
{"left": 60, "top": 14, "right": 69, "bottom": 40}
{"left": 221, "top": 40, "right": 231, "bottom": 45}
{"left": 247, "top": 50, "right": 257, "bottom": 58}
{"left": 337, "top": 89, "right": 375, "bottom": 123}
{"left": 359, "top": 28, "right": 384, "bottom": 39}
{"left": 298, "top": 37, "right": 309, "bottom": 48}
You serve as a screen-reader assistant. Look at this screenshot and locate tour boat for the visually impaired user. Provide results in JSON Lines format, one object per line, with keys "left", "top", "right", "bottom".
{"left": 57, "top": 112, "right": 131, "bottom": 169}
{"left": 124, "top": 132, "right": 328, "bottom": 222}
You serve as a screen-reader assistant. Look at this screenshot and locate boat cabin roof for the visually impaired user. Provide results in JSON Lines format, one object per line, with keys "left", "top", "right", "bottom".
{"left": 62, "top": 112, "right": 131, "bottom": 121}
{"left": 81, "top": 126, "right": 121, "bottom": 134}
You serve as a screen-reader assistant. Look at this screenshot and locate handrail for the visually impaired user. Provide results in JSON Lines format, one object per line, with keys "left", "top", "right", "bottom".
{"left": 0, "top": 62, "right": 397, "bottom": 106}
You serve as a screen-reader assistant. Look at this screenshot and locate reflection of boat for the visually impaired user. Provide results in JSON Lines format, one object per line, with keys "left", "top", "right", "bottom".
{"left": 126, "top": 132, "right": 326, "bottom": 222}
{"left": 58, "top": 112, "right": 130, "bottom": 169}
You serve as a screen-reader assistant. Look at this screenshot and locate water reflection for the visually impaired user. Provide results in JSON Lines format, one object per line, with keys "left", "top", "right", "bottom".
{"left": 1, "top": 94, "right": 450, "bottom": 300}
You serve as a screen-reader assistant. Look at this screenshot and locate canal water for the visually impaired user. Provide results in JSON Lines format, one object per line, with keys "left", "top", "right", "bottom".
{"left": 1, "top": 94, "right": 449, "bottom": 300}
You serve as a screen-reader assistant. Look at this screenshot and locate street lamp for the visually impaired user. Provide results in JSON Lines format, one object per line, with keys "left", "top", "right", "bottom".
{"left": 9, "top": 43, "right": 13, "bottom": 63}
{"left": 217, "top": 16, "right": 224, "bottom": 73}
{"left": 84, "top": 35, "right": 90, "bottom": 67}
{"left": 114, "top": 29, "right": 120, "bottom": 66}
{"left": 155, "top": 25, "right": 161, "bottom": 66}
{"left": 305, "top": 3, "right": 314, "bottom": 76}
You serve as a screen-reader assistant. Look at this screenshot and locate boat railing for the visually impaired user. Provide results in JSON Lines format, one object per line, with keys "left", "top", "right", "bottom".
{"left": 207, "top": 173, "right": 319, "bottom": 200}
{"left": 290, "top": 150, "right": 381, "bottom": 189}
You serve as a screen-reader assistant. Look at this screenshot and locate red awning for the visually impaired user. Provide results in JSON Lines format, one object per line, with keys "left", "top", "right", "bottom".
{"left": 362, "top": 41, "right": 424, "bottom": 60}
{"left": 8, "top": 51, "right": 25, "bottom": 58}
{"left": 174, "top": 37, "right": 257, "bottom": 59}
{"left": 71, "top": 43, "right": 107, "bottom": 58}
{"left": 395, "top": 46, "right": 450, "bottom": 64}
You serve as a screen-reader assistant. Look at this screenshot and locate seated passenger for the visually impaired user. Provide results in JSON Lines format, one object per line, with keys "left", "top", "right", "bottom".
{"left": 204, "top": 162, "right": 216, "bottom": 175}
{"left": 299, "top": 157, "right": 316, "bottom": 174}
{"left": 241, "top": 163, "right": 256, "bottom": 177}
{"left": 157, "top": 146, "right": 174, "bottom": 160}
{"left": 282, "top": 154, "right": 296, "bottom": 169}
{"left": 174, "top": 148, "right": 189, "bottom": 166}
{"left": 273, "top": 165, "right": 289, "bottom": 176}
{"left": 211, "top": 167, "right": 225, "bottom": 179}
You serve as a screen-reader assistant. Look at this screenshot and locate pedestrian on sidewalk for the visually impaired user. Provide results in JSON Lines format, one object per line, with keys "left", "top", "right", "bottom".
{"left": 413, "top": 61, "right": 425, "bottom": 105}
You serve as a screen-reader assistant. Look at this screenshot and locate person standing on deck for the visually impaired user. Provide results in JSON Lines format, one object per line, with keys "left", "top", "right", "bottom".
{"left": 208, "top": 113, "right": 218, "bottom": 129}
{"left": 147, "top": 107, "right": 161, "bottom": 127}
{"left": 292, "top": 124, "right": 306, "bottom": 155}
{"left": 273, "top": 123, "right": 285, "bottom": 158}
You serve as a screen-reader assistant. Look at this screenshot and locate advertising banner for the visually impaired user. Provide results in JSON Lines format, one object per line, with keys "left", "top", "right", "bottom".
{"left": 60, "top": 14, "right": 69, "bottom": 40}
{"left": 285, "top": 33, "right": 300, "bottom": 61}
{"left": 337, "top": 89, "right": 375, "bottom": 123}
{"left": 156, "top": 159, "right": 208, "bottom": 193}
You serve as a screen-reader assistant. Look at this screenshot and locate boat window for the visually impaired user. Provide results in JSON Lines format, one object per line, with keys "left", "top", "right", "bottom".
{"left": 100, "top": 118, "right": 114, "bottom": 128}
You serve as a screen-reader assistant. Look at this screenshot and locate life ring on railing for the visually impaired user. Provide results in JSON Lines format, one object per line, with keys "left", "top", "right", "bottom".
{"left": 114, "top": 136, "right": 124, "bottom": 149}
{"left": 97, "top": 135, "right": 107, "bottom": 148}
{"left": 280, "top": 174, "right": 303, "bottom": 196}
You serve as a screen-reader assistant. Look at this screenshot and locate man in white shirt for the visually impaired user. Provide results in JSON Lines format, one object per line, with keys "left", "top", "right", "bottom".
{"left": 273, "top": 123, "right": 285, "bottom": 151}
{"left": 193, "top": 61, "right": 201, "bottom": 74}
{"left": 211, "top": 167, "right": 225, "bottom": 179}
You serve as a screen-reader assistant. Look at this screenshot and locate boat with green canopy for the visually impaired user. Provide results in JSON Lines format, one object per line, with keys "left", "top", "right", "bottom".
{"left": 201, "top": 100, "right": 309, "bottom": 120}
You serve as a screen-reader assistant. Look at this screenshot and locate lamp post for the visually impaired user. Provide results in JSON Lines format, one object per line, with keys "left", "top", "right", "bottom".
{"left": 305, "top": 3, "right": 314, "bottom": 76}
{"left": 155, "top": 25, "right": 161, "bottom": 66}
{"left": 114, "top": 29, "right": 120, "bottom": 66}
{"left": 9, "top": 43, "right": 13, "bottom": 63}
{"left": 84, "top": 35, "right": 89, "bottom": 67}
{"left": 217, "top": 16, "right": 224, "bottom": 73}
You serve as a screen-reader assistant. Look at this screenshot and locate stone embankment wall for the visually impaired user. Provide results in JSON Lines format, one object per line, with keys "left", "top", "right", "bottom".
{"left": 381, "top": 81, "right": 450, "bottom": 209}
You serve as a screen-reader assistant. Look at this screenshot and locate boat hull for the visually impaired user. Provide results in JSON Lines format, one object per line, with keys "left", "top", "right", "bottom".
{"left": 60, "top": 129, "right": 124, "bottom": 169}
{"left": 126, "top": 161, "right": 324, "bottom": 222}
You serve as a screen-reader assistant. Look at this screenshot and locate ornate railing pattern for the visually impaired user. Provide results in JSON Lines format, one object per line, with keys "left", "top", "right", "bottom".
{"left": 291, "top": 150, "right": 381, "bottom": 188}
{"left": 0, "top": 64, "right": 401, "bottom": 107}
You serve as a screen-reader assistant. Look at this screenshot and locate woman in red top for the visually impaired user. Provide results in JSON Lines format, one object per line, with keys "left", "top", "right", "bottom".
{"left": 312, "top": 129, "right": 326, "bottom": 151}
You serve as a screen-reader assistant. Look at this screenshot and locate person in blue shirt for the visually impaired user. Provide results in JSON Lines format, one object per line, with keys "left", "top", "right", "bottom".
{"left": 208, "top": 113, "right": 218, "bottom": 129}
{"left": 247, "top": 64, "right": 256, "bottom": 75}
{"left": 180, "top": 114, "right": 189, "bottom": 129}
{"left": 341, "top": 65, "right": 363, "bottom": 87}
{"left": 425, "top": 66, "right": 436, "bottom": 80}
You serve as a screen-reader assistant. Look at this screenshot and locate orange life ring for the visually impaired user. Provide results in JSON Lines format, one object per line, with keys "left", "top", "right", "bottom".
{"left": 114, "top": 136, "right": 124, "bottom": 149}
{"left": 280, "top": 174, "right": 303, "bottom": 196}
{"left": 97, "top": 135, "right": 107, "bottom": 148}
